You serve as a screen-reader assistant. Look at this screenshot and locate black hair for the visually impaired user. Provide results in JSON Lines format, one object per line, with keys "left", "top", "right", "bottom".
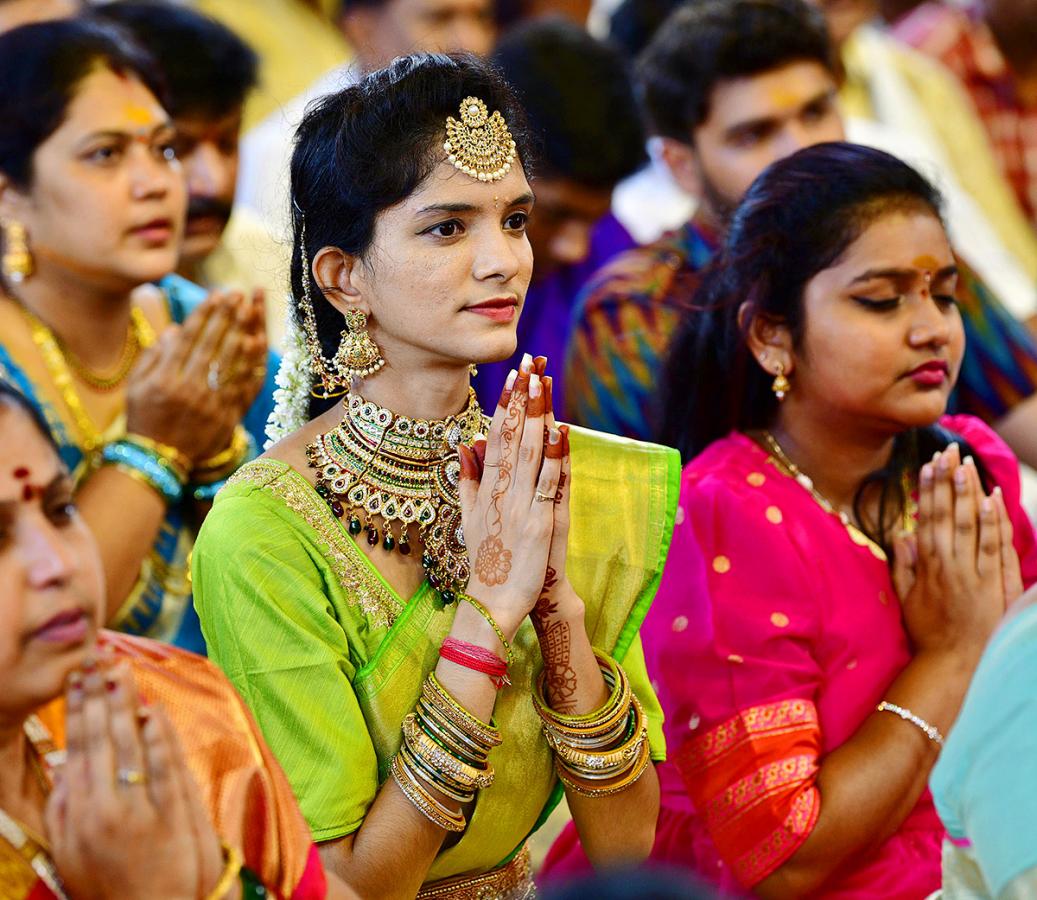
{"left": 657, "top": 142, "right": 988, "bottom": 552}
{"left": 638, "top": 0, "right": 834, "bottom": 141}
{"left": 92, "top": 1, "right": 258, "bottom": 120}
{"left": 492, "top": 17, "right": 645, "bottom": 189}
{"left": 0, "top": 381, "right": 60, "bottom": 457}
{"left": 608, "top": 0, "right": 684, "bottom": 60}
{"left": 289, "top": 53, "right": 533, "bottom": 419}
{"left": 0, "top": 17, "right": 165, "bottom": 189}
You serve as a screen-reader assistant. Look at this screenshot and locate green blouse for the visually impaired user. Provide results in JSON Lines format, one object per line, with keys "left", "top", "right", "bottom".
{"left": 192, "top": 426, "right": 679, "bottom": 882}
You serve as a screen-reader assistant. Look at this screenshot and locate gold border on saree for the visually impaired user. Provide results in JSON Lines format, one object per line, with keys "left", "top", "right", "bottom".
{"left": 417, "top": 846, "right": 536, "bottom": 899}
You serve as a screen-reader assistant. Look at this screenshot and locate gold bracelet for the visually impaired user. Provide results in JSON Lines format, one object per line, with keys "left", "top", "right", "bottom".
{"left": 416, "top": 702, "right": 493, "bottom": 765}
{"left": 549, "top": 699, "right": 647, "bottom": 774}
{"left": 122, "top": 433, "right": 190, "bottom": 483}
{"left": 458, "top": 593, "right": 513, "bottom": 665}
{"left": 399, "top": 743, "right": 474, "bottom": 803}
{"left": 404, "top": 714, "right": 495, "bottom": 789}
{"left": 554, "top": 736, "right": 652, "bottom": 797}
{"left": 193, "top": 425, "right": 250, "bottom": 480}
{"left": 204, "top": 841, "right": 243, "bottom": 900}
{"left": 423, "top": 674, "right": 502, "bottom": 748}
{"left": 534, "top": 652, "right": 632, "bottom": 739}
{"left": 391, "top": 753, "right": 467, "bottom": 832}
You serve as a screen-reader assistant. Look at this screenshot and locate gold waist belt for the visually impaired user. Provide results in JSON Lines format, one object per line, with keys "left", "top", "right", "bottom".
{"left": 417, "top": 847, "right": 536, "bottom": 899}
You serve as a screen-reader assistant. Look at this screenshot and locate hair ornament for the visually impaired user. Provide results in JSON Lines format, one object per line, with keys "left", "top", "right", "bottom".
{"left": 443, "top": 97, "right": 516, "bottom": 183}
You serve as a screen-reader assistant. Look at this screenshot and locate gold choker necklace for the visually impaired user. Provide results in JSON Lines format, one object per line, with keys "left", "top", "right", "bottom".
{"left": 307, "top": 388, "right": 487, "bottom": 604}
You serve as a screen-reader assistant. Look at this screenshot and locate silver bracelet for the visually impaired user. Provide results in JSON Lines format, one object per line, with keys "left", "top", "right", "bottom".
{"left": 876, "top": 701, "right": 944, "bottom": 746}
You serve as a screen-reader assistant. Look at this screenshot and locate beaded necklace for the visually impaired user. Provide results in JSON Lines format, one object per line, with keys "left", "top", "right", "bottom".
{"left": 0, "top": 716, "right": 68, "bottom": 899}
{"left": 307, "top": 388, "right": 487, "bottom": 604}
{"left": 760, "top": 431, "right": 916, "bottom": 562}
{"left": 19, "top": 305, "right": 157, "bottom": 454}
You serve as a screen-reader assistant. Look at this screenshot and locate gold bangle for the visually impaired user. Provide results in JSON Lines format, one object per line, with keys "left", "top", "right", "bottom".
{"left": 549, "top": 698, "right": 647, "bottom": 773}
{"left": 122, "top": 433, "right": 190, "bottom": 483}
{"left": 458, "top": 593, "right": 513, "bottom": 665}
{"left": 193, "top": 425, "right": 250, "bottom": 478}
{"left": 399, "top": 743, "right": 474, "bottom": 803}
{"left": 204, "top": 841, "right": 243, "bottom": 900}
{"left": 391, "top": 753, "right": 467, "bottom": 832}
{"left": 416, "top": 702, "right": 492, "bottom": 765}
{"left": 534, "top": 652, "right": 632, "bottom": 738}
{"left": 404, "top": 714, "right": 495, "bottom": 789}
{"left": 554, "top": 736, "right": 651, "bottom": 797}
{"left": 423, "top": 674, "right": 502, "bottom": 748}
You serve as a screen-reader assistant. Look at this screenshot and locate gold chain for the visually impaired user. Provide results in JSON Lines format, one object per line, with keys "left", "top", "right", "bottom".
{"left": 759, "top": 431, "right": 915, "bottom": 560}
{"left": 53, "top": 307, "right": 153, "bottom": 392}
{"left": 20, "top": 305, "right": 157, "bottom": 454}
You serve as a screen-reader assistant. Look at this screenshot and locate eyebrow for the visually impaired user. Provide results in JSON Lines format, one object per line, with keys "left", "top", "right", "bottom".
{"left": 724, "top": 88, "right": 835, "bottom": 139}
{"left": 77, "top": 122, "right": 174, "bottom": 145}
{"left": 415, "top": 192, "right": 535, "bottom": 216}
{"left": 850, "top": 264, "right": 958, "bottom": 284}
{"left": 0, "top": 473, "right": 68, "bottom": 513}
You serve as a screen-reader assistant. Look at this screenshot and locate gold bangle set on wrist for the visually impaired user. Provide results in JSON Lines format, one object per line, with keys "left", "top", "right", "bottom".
{"left": 123, "top": 432, "right": 191, "bottom": 483}
{"left": 392, "top": 674, "right": 503, "bottom": 832}
{"left": 192, "top": 425, "right": 251, "bottom": 484}
{"left": 534, "top": 649, "right": 650, "bottom": 797}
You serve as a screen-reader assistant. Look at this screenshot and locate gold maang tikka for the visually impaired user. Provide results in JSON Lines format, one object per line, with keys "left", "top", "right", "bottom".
{"left": 444, "top": 97, "right": 516, "bottom": 183}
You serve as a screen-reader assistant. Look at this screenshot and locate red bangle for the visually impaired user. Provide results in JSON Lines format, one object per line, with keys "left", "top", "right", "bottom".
{"left": 440, "top": 638, "right": 510, "bottom": 689}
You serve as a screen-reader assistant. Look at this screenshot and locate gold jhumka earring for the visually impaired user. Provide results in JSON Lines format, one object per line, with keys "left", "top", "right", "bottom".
{"left": 1, "top": 219, "right": 33, "bottom": 283}
{"left": 335, "top": 309, "right": 385, "bottom": 380}
{"left": 771, "top": 363, "right": 790, "bottom": 400}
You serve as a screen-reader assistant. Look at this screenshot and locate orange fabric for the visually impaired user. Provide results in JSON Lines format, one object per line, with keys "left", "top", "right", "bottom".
{"left": 675, "top": 698, "right": 822, "bottom": 886}
{"left": 35, "top": 631, "right": 324, "bottom": 900}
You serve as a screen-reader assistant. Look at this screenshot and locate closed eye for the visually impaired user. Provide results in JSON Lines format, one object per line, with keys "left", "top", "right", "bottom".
{"left": 852, "top": 296, "right": 902, "bottom": 311}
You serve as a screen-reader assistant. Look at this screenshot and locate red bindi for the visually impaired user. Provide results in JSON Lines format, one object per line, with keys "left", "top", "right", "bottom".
{"left": 13, "top": 467, "right": 30, "bottom": 479}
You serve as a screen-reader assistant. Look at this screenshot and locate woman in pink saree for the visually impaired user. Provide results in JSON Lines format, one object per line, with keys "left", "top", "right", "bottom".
{"left": 545, "top": 143, "right": 1037, "bottom": 897}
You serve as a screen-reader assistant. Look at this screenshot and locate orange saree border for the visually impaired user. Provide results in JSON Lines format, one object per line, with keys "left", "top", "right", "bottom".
{"left": 676, "top": 699, "right": 822, "bottom": 887}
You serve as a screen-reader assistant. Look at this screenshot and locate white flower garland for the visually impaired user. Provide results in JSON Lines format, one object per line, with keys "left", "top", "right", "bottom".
{"left": 264, "top": 305, "right": 313, "bottom": 448}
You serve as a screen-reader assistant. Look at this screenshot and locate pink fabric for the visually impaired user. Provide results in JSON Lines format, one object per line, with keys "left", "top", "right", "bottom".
{"left": 541, "top": 415, "right": 1037, "bottom": 897}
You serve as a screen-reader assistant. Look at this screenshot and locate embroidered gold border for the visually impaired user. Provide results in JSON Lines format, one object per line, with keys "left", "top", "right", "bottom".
{"left": 227, "top": 459, "right": 402, "bottom": 628}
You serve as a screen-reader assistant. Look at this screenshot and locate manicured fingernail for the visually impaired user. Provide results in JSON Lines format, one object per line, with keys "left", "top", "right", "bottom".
{"left": 504, "top": 370, "right": 517, "bottom": 389}
{"left": 458, "top": 445, "right": 479, "bottom": 480}
{"left": 994, "top": 486, "right": 1004, "bottom": 500}
{"left": 963, "top": 455, "right": 975, "bottom": 467}
{"left": 549, "top": 428, "right": 561, "bottom": 445}
{"left": 920, "top": 463, "right": 933, "bottom": 485}
{"left": 520, "top": 353, "right": 533, "bottom": 372}
{"left": 954, "top": 466, "right": 967, "bottom": 488}
{"left": 529, "top": 374, "right": 541, "bottom": 399}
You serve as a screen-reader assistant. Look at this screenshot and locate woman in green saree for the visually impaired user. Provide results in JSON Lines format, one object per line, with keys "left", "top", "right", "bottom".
{"left": 192, "top": 54, "right": 679, "bottom": 899}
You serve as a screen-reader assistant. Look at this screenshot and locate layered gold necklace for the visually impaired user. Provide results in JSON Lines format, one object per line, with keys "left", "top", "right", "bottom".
{"left": 307, "top": 388, "right": 487, "bottom": 604}
{"left": 19, "top": 304, "right": 156, "bottom": 452}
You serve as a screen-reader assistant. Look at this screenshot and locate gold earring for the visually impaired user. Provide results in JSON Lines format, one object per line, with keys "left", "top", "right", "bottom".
{"left": 771, "top": 363, "right": 790, "bottom": 400}
{"left": 335, "top": 309, "right": 385, "bottom": 380}
{"left": 1, "top": 219, "right": 33, "bottom": 283}
{"left": 468, "top": 363, "right": 478, "bottom": 377}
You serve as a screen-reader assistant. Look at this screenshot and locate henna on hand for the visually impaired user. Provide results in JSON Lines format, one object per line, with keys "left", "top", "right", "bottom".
{"left": 474, "top": 388, "right": 523, "bottom": 588}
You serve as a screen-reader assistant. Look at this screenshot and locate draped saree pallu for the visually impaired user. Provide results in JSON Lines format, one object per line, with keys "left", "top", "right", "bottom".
{"left": 0, "top": 631, "right": 326, "bottom": 900}
{"left": 192, "top": 425, "right": 680, "bottom": 895}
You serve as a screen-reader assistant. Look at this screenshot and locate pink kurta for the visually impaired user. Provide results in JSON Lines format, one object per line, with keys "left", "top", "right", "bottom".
{"left": 542, "top": 415, "right": 1037, "bottom": 897}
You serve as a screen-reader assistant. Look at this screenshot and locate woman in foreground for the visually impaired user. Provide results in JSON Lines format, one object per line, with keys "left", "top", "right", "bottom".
{"left": 192, "top": 54, "right": 679, "bottom": 899}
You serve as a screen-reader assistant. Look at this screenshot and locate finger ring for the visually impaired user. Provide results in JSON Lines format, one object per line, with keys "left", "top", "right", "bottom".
{"left": 535, "top": 491, "right": 556, "bottom": 502}
{"left": 207, "top": 361, "right": 221, "bottom": 391}
{"left": 116, "top": 767, "right": 147, "bottom": 787}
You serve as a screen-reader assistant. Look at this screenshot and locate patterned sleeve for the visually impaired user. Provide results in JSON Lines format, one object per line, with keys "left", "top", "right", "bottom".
{"left": 563, "top": 267, "right": 682, "bottom": 441}
{"left": 644, "top": 472, "right": 825, "bottom": 887}
{"left": 951, "top": 261, "right": 1037, "bottom": 422}
{"left": 192, "top": 488, "right": 381, "bottom": 842}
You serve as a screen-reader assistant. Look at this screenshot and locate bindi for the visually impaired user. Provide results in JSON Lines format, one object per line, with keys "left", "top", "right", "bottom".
{"left": 124, "top": 104, "right": 157, "bottom": 127}
{"left": 13, "top": 467, "right": 30, "bottom": 479}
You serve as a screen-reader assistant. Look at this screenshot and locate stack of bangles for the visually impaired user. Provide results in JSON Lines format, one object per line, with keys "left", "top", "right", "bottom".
{"left": 391, "top": 673, "right": 502, "bottom": 832}
{"left": 100, "top": 426, "right": 253, "bottom": 505}
{"left": 534, "top": 649, "right": 651, "bottom": 797}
